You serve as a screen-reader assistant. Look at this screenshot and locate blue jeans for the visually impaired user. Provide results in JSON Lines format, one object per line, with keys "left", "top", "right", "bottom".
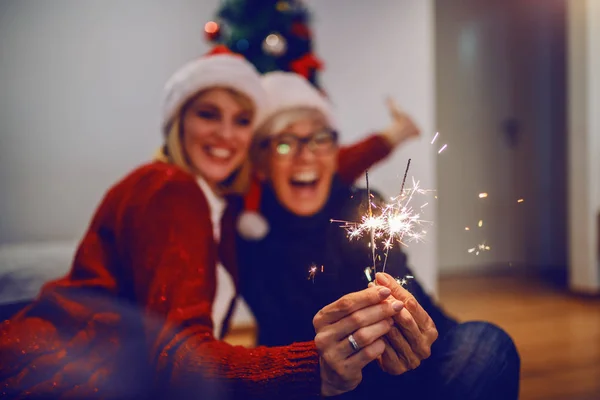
{"left": 352, "top": 321, "right": 520, "bottom": 399}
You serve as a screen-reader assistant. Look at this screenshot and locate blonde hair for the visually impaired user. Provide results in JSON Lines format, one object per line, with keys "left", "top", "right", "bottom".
{"left": 155, "top": 87, "right": 256, "bottom": 194}
{"left": 250, "top": 107, "right": 329, "bottom": 167}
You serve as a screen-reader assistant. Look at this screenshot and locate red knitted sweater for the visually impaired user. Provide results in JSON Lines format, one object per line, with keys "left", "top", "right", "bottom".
{"left": 0, "top": 135, "right": 390, "bottom": 399}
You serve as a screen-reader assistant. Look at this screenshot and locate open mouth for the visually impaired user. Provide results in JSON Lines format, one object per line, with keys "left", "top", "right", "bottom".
{"left": 289, "top": 171, "right": 320, "bottom": 189}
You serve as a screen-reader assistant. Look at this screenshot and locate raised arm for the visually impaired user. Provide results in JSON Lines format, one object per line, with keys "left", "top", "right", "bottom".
{"left": 337, "top": 99, "right": 421, "bottom": 185}
{"left": 337, "top": 134, "right": 392, "bottom": 184}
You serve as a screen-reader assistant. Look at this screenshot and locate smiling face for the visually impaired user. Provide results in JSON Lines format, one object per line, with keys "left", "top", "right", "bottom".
{"left": 258, "top": 110, "right": 339, "bottom": 216}
{"left": 181, "top": 88, "right": 254, "bottom": 187}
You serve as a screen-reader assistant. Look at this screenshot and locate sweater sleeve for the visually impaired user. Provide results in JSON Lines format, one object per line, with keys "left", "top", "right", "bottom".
{"left": 337, "top": 134, "right": 392, "bottom": 185}
{"left": 124, "top": 178, "right": 321, "bottom": 399}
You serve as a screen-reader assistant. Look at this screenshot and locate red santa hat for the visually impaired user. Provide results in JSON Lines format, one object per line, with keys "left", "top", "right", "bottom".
{"left": 162, "top": 48, "right": 267, "bottom": 131}
{"left": 237, "top": 72, "right": 335, "bottom": 240}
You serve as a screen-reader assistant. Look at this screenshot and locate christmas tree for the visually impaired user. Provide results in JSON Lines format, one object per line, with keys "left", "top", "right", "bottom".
{"left": 204, "top": 0, "right": 324, "bottom": 89}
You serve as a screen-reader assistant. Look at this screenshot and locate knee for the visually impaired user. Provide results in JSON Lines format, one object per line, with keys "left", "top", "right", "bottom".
{"left": 457, "top": 321, "right": 520, "bottom": 369}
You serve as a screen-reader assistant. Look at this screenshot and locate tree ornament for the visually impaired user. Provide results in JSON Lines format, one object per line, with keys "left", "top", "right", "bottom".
{"left": 290, "top": 53, "right": 324, "bottom": 79}
{"left": 262, "top": 32, "right": 287, "bottom": 57}
{"left": 204, "top": 20, "right": 221, "bottom": 41}
{"left": 291, "top": 22, "right": 311, "bottom": 39}
{"left": 276, "top": 1, "right": 291, "bottom": 12}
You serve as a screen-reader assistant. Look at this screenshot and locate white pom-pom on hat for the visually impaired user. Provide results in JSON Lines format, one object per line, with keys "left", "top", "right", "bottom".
{"left": 237, "top": 176, "right": 269, "bottom": 240}
{"left": 237, "top": 210, "right": 269, "bottom": 240}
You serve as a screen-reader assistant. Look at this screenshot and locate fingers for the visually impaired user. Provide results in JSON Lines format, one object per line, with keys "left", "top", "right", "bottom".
{"left": 386, "top": 97, "right": 403, "bottom": 118}
{"left": 376, "top": 272, "right": 432, "bottom": 331}
{"left": 385, "top": 326, "right": 422, "bottom": 370}
{"left": 376, "top": 272, "right": 414, "bottom": 304}
{"left": 392, "top": 309, "right": 431, "bottom": 361}
{"left": 313, "top": 286, "right": 392, "bottom": 329}
{"left": 346, "top": 338, "right": 386, "bottom": 371}
{"left": 317, "top": 333, "right": 387, "bottom": 396}
{"left": 405, "top": 298, "right": 436, "bottom": 334}
{"left": 375, "top": 272, "right": 437, "bottom": 360}
{"left": 378, "top": 336, "right": 408, "bottom": 375}
{"left": 334, "top": 318, "right": 394, "bottom": 361}
{"left": 328, "top": 299, "right": 403, "bottom": 342}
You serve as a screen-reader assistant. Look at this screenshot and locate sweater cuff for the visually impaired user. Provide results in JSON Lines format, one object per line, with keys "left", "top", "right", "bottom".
{"left": 283, "top": 341, "right": 322, "bottom": 396}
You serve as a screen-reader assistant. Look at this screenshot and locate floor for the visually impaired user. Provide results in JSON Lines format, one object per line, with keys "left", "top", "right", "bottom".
{"left": 438, "top": 272, "right": 600, "bottom": 400}
{"left": 224, "top": 271, "right": 600, "bottom": 399}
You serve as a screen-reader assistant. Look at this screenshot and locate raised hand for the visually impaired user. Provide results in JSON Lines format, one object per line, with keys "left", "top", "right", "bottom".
{"left": 382, "top": 97, "right": 421, "bottom": 146}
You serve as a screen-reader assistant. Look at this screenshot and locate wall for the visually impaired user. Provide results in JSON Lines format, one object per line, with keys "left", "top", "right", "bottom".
{"left": 0, "top": 0, "right": 220, "bottom": 243}
{"left": 567, "top": 0, "right": 600, "bottom": 293}
{"left": 435, "top": 0, "right": 568, "bottom": 274}
{"left": 0, "top": 1, "right": 438, "bottom": 297}
{"left": 308, "top": 0, "right": 437, "bottom": 293}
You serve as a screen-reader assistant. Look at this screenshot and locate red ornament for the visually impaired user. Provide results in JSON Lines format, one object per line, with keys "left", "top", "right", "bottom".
{"left": 291, "top": 22, "right": 311, "bottom": 39}
{"left": 206, "top": 45, "right": 236, "bottom": 57}
{"left": 290, "top": 53, "right": 324, "bottom": 79}
{"left": 204, "top": 45, "right": 245, "bottom": 61}
{"left": 204, "top": 21, "right": 220, "bottom": 42}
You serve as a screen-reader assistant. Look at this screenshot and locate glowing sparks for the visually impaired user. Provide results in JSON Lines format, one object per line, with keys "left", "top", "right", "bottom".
{"left": 478, "top": 220, "right": 483, "bottom": 228}
{"left": 465, "top": 227, "right": 470, "bottom": 231}
{"left": 332, "top": 161, "right": 433, "bottom": 276}
{"left": 479, "top": 193, "right": 488, "bottom": 198}
{"left": 396, "top": 275, "right": 415, "bottom": 287}
{"left": 432, "top": 131, "right": 447, "bottom": 154}
{"left": 517, "top": 198, "right": 524, "bottom": 203}
{"left": 468, "top": 242, "right": 491, "bottom": 256}
{"left": 363, "top": 267, "right": 413, "bottom": 288}
{"left": 308, "top": 264, "right": 324, "bottom": 283}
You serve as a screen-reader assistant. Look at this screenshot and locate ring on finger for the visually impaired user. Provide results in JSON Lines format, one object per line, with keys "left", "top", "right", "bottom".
{"left": 348, "top": 334, "right": 360, "bottom": 352}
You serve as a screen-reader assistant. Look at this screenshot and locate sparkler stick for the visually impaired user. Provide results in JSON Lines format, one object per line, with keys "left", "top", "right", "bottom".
{"left": 381, "top": 159, "right": 412, "bottom": 273}
{"left": 365, "top": 171, "right": 377, "bottom": 272}
{"left": 400, "top": 159, "right": 412, "bottom": 195}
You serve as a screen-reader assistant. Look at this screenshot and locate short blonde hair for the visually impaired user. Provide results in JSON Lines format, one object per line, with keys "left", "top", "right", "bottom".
{"left": 250, "top": 107, "right": 329, "bottom": 167}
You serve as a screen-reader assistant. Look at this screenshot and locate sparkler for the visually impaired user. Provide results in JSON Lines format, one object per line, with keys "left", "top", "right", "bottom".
{"left": 364, "top": 267, "right": 414, "bottom": 288}
{"left": 308, "top": 264, "right": 324, "bottom": 283}
{"left": 365, "top": 171, "right": 377, "bottom": 270}
{"left": 396, "top": 275, "right": 414, "bottom": 287}
{"left": 331, "top": 159, "right": 431, "bottom": 277}
{"left": 330, "top": 132, "right": 444, "bottom": 289}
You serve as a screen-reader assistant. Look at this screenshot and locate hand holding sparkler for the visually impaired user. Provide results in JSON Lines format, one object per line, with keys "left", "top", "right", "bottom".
{"left": 381, "top": 97, "right": 421, "bottom": 146}
{"left": 313, "top": 285, "right": 405, "bottom": 397}
{"left": 374, "top": 273, "right": 438, "bottom": 375}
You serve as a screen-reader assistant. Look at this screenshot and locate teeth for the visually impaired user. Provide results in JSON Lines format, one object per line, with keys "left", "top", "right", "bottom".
{"left": 292, "top": 171, "right": 318, "bottom": 182}
{"left": 208, "top": 147, "right": 232, "bottom": 159}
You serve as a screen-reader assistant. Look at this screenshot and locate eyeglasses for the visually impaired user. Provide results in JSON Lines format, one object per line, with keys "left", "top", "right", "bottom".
{"left": 261, "top": 129, "right": 339, "bottom": 157}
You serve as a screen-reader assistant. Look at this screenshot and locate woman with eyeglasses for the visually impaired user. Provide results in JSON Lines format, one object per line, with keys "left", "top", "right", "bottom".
{"left": 236, "top": 72, "right": 521, "bottom": 399}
